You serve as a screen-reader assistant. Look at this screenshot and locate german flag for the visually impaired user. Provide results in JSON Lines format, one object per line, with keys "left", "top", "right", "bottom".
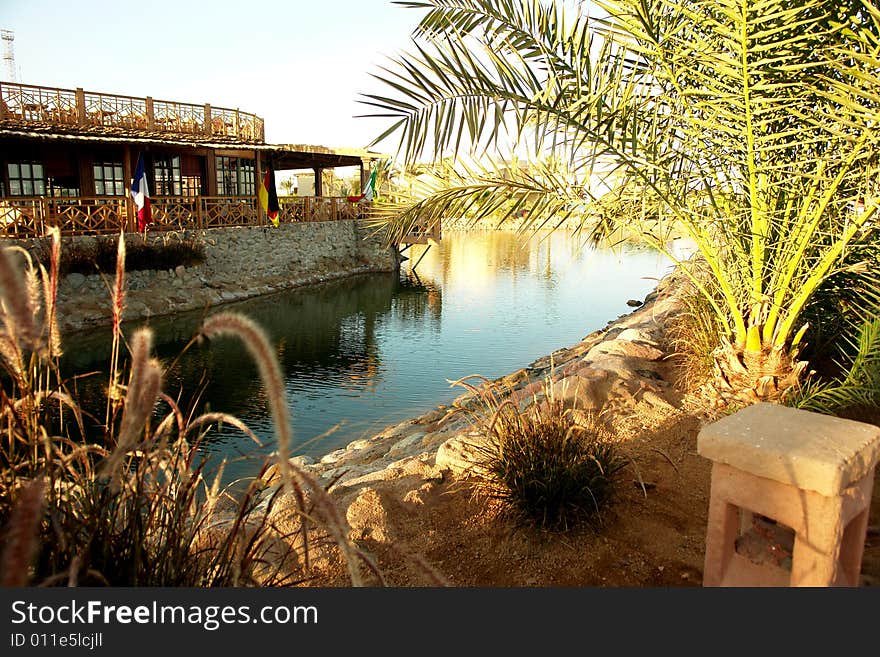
{"left": 258, "top": 166, "right": 280, "bottom": 227}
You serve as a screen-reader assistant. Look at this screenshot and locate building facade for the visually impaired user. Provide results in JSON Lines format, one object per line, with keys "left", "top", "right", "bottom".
{"left": 0, "top": 80, "right": 379, "bottom": 236}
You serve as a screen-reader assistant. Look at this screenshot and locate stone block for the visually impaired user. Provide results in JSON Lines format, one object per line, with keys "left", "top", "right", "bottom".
{"left": 698, "top": 402, "right": 880, "bottom": 496}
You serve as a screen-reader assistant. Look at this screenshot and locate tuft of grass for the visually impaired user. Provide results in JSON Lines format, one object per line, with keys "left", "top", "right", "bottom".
{"left": 453, "top": 377, "right": 625, "bottom": 532}
{"left": 666, "top": 281, "right": 723, "bottom": 392}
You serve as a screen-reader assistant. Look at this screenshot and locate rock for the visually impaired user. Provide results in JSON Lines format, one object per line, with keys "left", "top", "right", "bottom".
{"left": 290, "top": 455, "right": 315, "bottom": 468}
{"left": 345, "top": 487, "right": 390, "bottom": 543}
{"left": 616, "top": 328, "right": 659, "bottom": 346}
{"left": 388, "top": 431, "right": 427, "bottom": 459}
{"left": 626, "top": 299, "right": 643, "bottom": 307}
{"left": 175, "top": 265, "right": 186, "bottom": 277}
{"left": 435, "top": 432, "right": 491, "bottom": 478}
{"left": 67, "top": 272, "right": 86, "bottom": 289}
{"left": 587, "top": 338, "right": 663, "bottom": 361}
{"left": 403, "top": 481, "right": 438, "bottom": 506}
{"left": 550, "top": 371, "right": 611, "bottom": 411}
{"left": 320, "top": 448, "right": 349, "bottom": 465}
{"left": 124, "top": 300, "right": 149, "bottom": 319}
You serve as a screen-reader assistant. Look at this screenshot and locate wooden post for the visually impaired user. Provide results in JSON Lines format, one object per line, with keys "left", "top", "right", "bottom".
{"left": 145, "top": 97, "right": 154, "bottom": 130}
{"left": 122, "top": 145, "right": 135, "bottom": 233}
{"left": 235, "top": 110, "right": 241, "bottom": 139}
{"left": 255, "top": 150, "right": 264, "bottom": 227}
{"left": 314, "top": 167, "right": 323, "bottom": 196}
{"left": 0, "top": 83, "right": 5, "bottom": 120}
{"left": 196, "top": 196, "right": 204, "bottom": 229}
{"left": 203, "top": 103, "right": 212, "bottom": 136}
{"left": 39, "top": 197, "right": 48, "bottom": 237}
{"left": 78, "top": 156, "right": 94, "bottom": 196}
{"left": 205, "top": 151, "right": 217, "bottom": 196}
{"left": 75, "top": 88, "right": 86, "bottom": 126}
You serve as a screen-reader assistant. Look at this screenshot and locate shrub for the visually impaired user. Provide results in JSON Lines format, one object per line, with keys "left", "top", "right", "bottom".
{"left": 57, "top": 234, "right": 205, "bottom": 275}
{"left": 455, "top": 378, "right": 625, "bottom": 531}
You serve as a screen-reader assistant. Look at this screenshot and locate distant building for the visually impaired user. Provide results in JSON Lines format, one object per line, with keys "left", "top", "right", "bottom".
{"left": 0, "top": 80, "right": 382, "bottom": 235}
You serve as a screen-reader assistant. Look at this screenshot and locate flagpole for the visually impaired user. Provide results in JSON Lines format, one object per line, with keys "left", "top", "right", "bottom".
{"left": 122, "top": 145, "right": 134, "bottom": 232}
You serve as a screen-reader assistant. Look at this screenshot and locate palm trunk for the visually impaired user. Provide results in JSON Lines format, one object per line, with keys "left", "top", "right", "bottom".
{"left": 712, "top": 338, "right": 809, "bottom": 403}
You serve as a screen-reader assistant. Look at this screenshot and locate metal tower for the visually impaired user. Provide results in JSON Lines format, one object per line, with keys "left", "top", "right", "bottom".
{"left": 1, "top": 29, "right": 15, "bottom": 82}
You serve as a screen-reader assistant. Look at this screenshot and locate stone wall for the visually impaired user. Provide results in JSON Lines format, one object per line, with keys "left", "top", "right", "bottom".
{"left": 4, "top": 220, "right": 397, "bottom": 333}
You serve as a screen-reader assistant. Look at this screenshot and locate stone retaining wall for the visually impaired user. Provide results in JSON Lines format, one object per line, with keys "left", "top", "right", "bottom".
{"left": 4, "top": 220, "right": 397, "bottom": 333}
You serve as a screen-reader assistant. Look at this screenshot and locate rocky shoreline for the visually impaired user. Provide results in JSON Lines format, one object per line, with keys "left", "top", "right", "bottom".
{"left": 271, "top": 271, "right": 686, "bottom": 541}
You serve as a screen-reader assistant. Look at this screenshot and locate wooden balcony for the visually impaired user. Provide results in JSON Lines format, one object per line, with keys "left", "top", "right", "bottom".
{"left": 0, "top": 195, "right": 369, "bottom": 238}
{"left": 0, "top": 81, "right": 265, "bottom": 144}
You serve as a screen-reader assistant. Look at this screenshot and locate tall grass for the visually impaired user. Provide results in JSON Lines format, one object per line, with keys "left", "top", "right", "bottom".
{"left": 0, "top": 232, "right": 363, "bottom": 586}
{"left": 452, "top": 376, "right": 625, "bottom": 531}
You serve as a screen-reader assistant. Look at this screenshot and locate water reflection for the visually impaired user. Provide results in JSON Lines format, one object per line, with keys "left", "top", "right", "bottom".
{"left": 62, "top": 230, "right": 672, "bottom": 482}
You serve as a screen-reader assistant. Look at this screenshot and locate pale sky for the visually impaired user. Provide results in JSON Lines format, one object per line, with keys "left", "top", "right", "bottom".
{"left": 0, "top": 0, "right": 429, "bottom": 153}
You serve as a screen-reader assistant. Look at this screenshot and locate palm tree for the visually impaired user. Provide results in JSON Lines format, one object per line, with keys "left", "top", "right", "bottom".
{"left": 362, "top": 0, "right": 880, "bottom": 402}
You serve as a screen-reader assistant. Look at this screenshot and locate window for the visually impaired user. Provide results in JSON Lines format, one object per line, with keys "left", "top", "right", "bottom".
{"left": 182, "top": 176, "right": 201, "bottom": 198}
{"left": 93, "top": 162, "right": 124, "bottom": 196}
{"left": 154, "top": 155, "right": 182, "bottom": 196}
{"left": 48, "top": 176, "right": 80, "bottom": 198}
{"left": 6, "top": 162, "right": 46, "bottom": 196}
{"left": 216, "top": 156, "right": 255, "bottom": 196}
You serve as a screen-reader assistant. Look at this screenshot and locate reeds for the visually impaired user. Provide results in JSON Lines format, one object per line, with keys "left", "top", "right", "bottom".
{"left": 0, "top": 477, "right": 46, "bottom": 587}
{"left": 0, "top": 231, "right": 366, "bottom": 587}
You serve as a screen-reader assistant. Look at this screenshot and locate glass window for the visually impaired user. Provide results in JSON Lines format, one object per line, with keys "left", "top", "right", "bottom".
{"left": 154, "top": 155, "right": 182, "bottom": 196}
{"left": 93, "top": 161, "right": 125, "bottom": 196}
{"left": 216, "top": 156, "right": 256, "bottom": 196}
{"left": 48, "top": 176, "right": 79, "bottom": 198}
{"left": 6, "top": 161, "right": 46, "bottom": 197}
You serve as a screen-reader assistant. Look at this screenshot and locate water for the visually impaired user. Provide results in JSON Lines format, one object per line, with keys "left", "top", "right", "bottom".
{"left": 62, "top": 230, "right": 675, "bottom": 482}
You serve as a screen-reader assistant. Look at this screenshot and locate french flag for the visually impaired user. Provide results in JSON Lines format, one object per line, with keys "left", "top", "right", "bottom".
{"left": 130, "top": 153, "right": 152, "bottom": 232}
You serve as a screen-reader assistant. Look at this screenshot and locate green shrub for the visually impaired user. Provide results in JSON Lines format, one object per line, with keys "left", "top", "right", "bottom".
{"left": 58, "top": 235, "right": 205, "bottom": 275}
{"left": 456, "top": 378, "right": 625, "bottom": 531}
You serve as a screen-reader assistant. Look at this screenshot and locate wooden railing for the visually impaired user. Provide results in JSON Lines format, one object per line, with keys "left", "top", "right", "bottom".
{"left": 278, "top": 196, "right": 364, "bottom": 223}
{"left": 0, "top": 195, "right": 369, "bottom": 237}
{"left": 0, "top": 81, "right": 265, "bottom": 143}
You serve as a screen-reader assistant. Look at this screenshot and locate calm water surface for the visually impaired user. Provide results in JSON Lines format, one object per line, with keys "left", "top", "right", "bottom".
{"left": 64, "top": 230, "right": 674, "bottom": 481}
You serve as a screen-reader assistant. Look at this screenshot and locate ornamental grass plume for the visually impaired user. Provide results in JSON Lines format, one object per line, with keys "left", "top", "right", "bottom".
{"left": 39, "top": 227, "right": 62, "bottom": 359}
{"left": 100, "top": 327, "right": 162, "bottom": 492}
{"left": 0, "top": 244, "right": 38, "bottom": 353}
{"left": 200, "top": 313, "right": 291, "bottom": 480}
{"left": 199, "top": 311, "right": 364, "bottom": 585}
{"left": 0, "top": 476, "right": 47, "bottom": 587}
{"left": 105, "top": 232, "right": 127, "bottom": 428}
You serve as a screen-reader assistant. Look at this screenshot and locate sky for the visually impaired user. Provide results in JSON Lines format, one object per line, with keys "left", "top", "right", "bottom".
{"left": 0, "top": 0, "right": 429, "bottom": 153}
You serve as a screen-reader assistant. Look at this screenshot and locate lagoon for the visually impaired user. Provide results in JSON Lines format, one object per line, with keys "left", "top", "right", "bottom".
{"left": 63, "top": 230, "right": 675, "bottom": 482}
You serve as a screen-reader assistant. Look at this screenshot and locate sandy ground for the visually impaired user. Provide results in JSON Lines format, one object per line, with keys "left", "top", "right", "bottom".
{"left": 307, "top": 360, "right": 880, "bottom": 587}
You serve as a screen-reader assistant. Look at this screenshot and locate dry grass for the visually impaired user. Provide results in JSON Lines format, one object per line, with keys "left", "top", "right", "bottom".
{"left": 0, "top": 231, "right": 363, "bottom": 587}
{"left": 450, "top": 376, "right": 626, "bottom": 532}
